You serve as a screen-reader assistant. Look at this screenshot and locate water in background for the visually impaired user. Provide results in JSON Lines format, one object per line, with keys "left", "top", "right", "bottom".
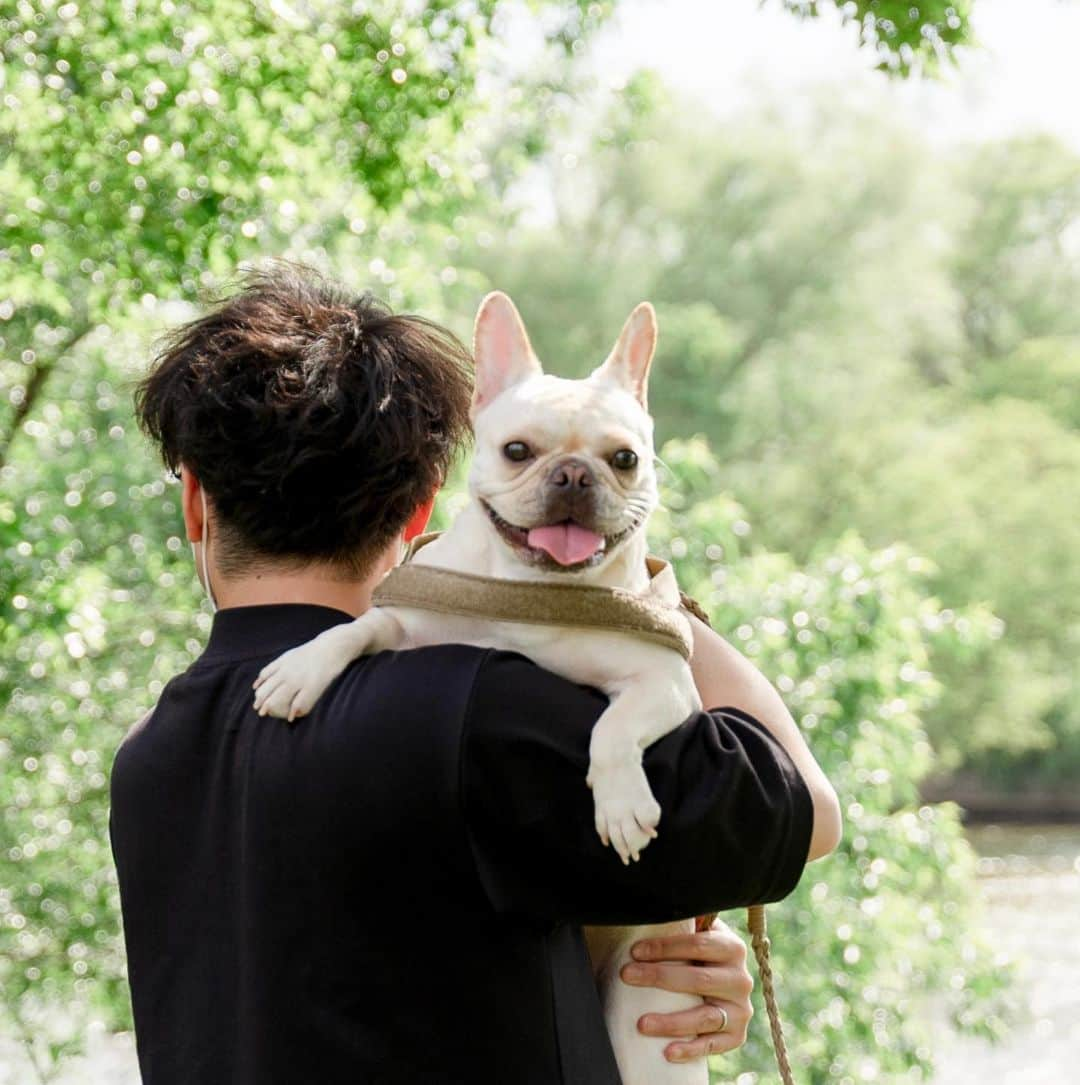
{"left": 931, "top": 824, "right": 1080, "bottom": 1084}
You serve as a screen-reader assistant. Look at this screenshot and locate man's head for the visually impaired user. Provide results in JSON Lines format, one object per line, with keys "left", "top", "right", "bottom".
{"left": 136, "top": 264, "right": 473, "bottom": 581}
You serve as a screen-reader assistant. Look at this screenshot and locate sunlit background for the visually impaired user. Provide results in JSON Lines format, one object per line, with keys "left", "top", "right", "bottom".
{"left": 2, "top": 1, "right": 1078, "bottom": 1082}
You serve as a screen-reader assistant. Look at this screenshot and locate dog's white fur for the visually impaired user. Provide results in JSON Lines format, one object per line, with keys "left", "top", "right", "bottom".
{"left": 253, "top": 292, "right": 708, "bottom": 1085}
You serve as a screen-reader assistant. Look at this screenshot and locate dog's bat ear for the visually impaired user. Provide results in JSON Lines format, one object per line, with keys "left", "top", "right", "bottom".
{"left": 591, "top": 302, "right": 657, "bottom": 408}
{"left": 472, "top": 292, "right": 542, "bottom": 414}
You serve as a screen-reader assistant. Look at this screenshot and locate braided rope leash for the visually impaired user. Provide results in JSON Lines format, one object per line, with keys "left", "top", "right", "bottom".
{"left": 748, "top": 904, "right": 795, "bottom": 1085}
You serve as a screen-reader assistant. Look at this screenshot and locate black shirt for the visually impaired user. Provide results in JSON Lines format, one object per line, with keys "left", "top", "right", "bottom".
{"left": 110, "top": 604, "right": 813, "bottom": 1084}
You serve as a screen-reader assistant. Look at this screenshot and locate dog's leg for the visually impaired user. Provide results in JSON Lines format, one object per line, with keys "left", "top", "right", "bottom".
{"left": 595, "top": 920, "right": 708, "bottom": 1085}
{"left": 252, "top": 607, "right": 405, "bottom": 721}
{"left": 587, "top": 671, "right": 700, "bottom": 864}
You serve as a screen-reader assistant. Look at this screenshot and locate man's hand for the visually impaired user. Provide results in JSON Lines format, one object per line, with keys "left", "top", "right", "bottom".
{"left": 620, "top": 918, "right": 753, "bottom": 1063}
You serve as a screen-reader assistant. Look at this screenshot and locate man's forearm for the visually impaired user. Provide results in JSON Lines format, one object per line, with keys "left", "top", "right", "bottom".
{"left": 687, "top": 614, "right": 842, "bottom": 861}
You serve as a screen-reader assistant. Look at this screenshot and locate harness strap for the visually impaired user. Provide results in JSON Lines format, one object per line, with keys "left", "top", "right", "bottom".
{"left": 373, "top": 538, "right": 694, "bottom": 661}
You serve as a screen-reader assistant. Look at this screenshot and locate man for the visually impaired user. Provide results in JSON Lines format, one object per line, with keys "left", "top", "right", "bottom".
{"left": 110, "top": 265, "right": 839, "bottom": 1084}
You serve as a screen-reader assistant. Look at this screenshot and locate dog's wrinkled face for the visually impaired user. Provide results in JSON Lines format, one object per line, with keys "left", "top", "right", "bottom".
{"left": 468, "top": 292, "right": 659, "bottom": 573}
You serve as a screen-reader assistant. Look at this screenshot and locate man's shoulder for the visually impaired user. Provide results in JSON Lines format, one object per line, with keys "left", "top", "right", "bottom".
{"left": 469, "top": 647, "right": 605, "bottom": 698}
{"left": 331, "top": 643, "right": 606, "bottom": 725}
{"left": 312, "top": 642, "right": 487, "bottom": 727}
{"left": 112, "top": 668, "right": 190, "bottom": 764}
{"left": 120, "top": 708, "right": 155, "bottom": 746}
{"left": 111, "top": 710, "right": 155, "bottom": 785}
{"left": 460, "top": 648, "right": 609, "bottom": 740}
{"left": 336, "top": 641, "right": 490, "bottom": 692}
{"left": 111, "top": 664, "right": 199, "bottom": 782}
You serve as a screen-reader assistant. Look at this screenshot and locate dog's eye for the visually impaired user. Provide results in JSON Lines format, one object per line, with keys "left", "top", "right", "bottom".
{"left": 503, "top": 441, "right": 532, "bottom": 463}
{"left": 611, "top": 449, "right": 638, "bottom": 471}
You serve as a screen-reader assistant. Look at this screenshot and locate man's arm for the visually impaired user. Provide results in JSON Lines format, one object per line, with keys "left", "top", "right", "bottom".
{"left": 462, "top": 651, "right": 814, "bottom": 925}
{"left": 687, "top": 615, "right": 842, "bottom": 861}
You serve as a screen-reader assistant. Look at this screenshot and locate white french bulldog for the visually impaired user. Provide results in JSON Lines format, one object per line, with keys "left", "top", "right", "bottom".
{"left": 253, "top": 292, "right": 709, "bottom": 1085}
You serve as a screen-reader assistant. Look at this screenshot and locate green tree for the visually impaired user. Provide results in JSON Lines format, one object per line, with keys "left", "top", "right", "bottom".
{"left": 974, "top": 336, "right": 1080, "bottom": 430}
{"left": 777, "top": 0, "right": 974, "bottom": 75}
{"left": 465, "top": 95, "right": 960, "bottom": 443}
{"left": 0, "top": 0, "right": 615, "bottom": 470}
{"left": 950, "top": 136, "right": 1080, "bottom": 364}
{"left": 852, "top": 398, "right": 1080, "bottom": 781}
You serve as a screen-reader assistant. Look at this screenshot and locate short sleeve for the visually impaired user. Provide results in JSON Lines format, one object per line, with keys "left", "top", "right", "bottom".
{"left": 461, "top": 651, "right": 813, "bottom": 925}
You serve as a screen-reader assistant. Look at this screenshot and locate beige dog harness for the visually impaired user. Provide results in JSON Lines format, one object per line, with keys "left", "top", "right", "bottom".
{"left": 374, "top": 532, "right": 795, "bottom": 1085}
{"left": 373, "top": 534, "right": 695, "bottom": 660}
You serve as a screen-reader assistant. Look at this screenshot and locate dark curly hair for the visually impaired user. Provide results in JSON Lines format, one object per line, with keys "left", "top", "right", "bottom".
{"left": 135, "top": 263, "right": 473, "bottom": 578}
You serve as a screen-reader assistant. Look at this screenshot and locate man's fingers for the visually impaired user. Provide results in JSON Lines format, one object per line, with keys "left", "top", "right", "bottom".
{"left": 630, "top": 925, "right": 748, "bottom": 966}
{"left": 638, "top": 999, "right": 743, "bottom": 1039}
{"left": 621, "top": 960, "right": 753, "bottom": 1000}
{"left": 625, "top": 920, "right": 755, "bottom": 1061}
{"left": 663, "top": 1029, "right": 745, "bottom": 1063}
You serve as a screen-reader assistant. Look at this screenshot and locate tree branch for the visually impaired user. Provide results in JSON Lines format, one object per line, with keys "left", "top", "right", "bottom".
{"left": 0, "top": 323, "right": 92, "bottom": 470}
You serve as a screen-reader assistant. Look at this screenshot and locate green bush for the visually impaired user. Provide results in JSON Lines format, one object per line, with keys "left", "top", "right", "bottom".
{"left": 649, "top": 439, "right": 1012, "bottom": 1083}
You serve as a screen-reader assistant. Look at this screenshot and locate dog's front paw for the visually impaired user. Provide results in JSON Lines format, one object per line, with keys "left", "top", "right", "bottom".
{"left": 588, "top": 762, "right": 662, "bottom": 865}
{"left": 252, "top": 644, "right": 336, "bottom": 722}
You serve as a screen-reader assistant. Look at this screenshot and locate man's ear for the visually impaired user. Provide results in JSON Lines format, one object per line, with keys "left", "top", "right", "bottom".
{"left": 180, "top": 466, "right": 206, "bottom": 543}
{"left": 403, "top": 493, "right": 437, "bottom": 543}
{"left": 590, "top": 302, "right": 657, "bottom": 408}
{"left": 471, "top": 291, "right": 542, "bottom": 416}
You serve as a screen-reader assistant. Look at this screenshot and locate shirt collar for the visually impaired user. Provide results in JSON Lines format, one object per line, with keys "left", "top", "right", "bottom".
{"left": 199, "top": 604, "right": 354, "bottom": 663}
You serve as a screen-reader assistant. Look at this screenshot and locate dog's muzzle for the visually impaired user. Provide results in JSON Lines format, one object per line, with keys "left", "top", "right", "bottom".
{"left": 548, "top": 458, "right": 594, "bottom": 491}
{"left": 543, "top": 458, "right": 600, "bottom": 524}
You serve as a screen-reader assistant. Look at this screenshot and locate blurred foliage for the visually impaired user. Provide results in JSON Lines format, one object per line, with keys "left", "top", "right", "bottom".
{"left": 0, "top": 325, "right": 203, "bottom": 1077}
{"left": 469, "top": 99, "right": 1080, "bottom": 790}
{"left": 0, "top": 0, "right": 1041, "bottom": 1080}
{"left": 649, "top": 439, "right": 1012, "bottom": 1083}
{"left": 776, "top": 1, "right": 974, "bottom": 76}
{"left": 0, "top": 0, "right": 614, "bottom": 468}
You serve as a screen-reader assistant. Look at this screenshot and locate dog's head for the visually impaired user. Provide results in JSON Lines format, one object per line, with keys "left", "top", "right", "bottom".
{"left": 468, "top": 291, "right": 659, "bottom": 573}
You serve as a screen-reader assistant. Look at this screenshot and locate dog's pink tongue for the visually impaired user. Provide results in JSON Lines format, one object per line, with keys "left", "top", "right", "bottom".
{"left": 527, "top": 523, "right": 604, "bottom": 566}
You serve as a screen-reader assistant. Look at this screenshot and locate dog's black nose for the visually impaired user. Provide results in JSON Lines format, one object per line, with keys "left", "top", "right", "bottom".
{"left": 549, "top": 459, "right": 594, "bottom": 490}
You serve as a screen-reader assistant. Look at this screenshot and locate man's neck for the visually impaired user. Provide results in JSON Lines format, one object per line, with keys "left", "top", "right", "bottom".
{"left": 209, "top": 547, "right": 398, "bottom": 618}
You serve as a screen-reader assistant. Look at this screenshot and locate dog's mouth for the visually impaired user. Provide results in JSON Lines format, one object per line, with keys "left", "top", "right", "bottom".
{"left": 482, "top": 501, "right": 634, "bottom": 571}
